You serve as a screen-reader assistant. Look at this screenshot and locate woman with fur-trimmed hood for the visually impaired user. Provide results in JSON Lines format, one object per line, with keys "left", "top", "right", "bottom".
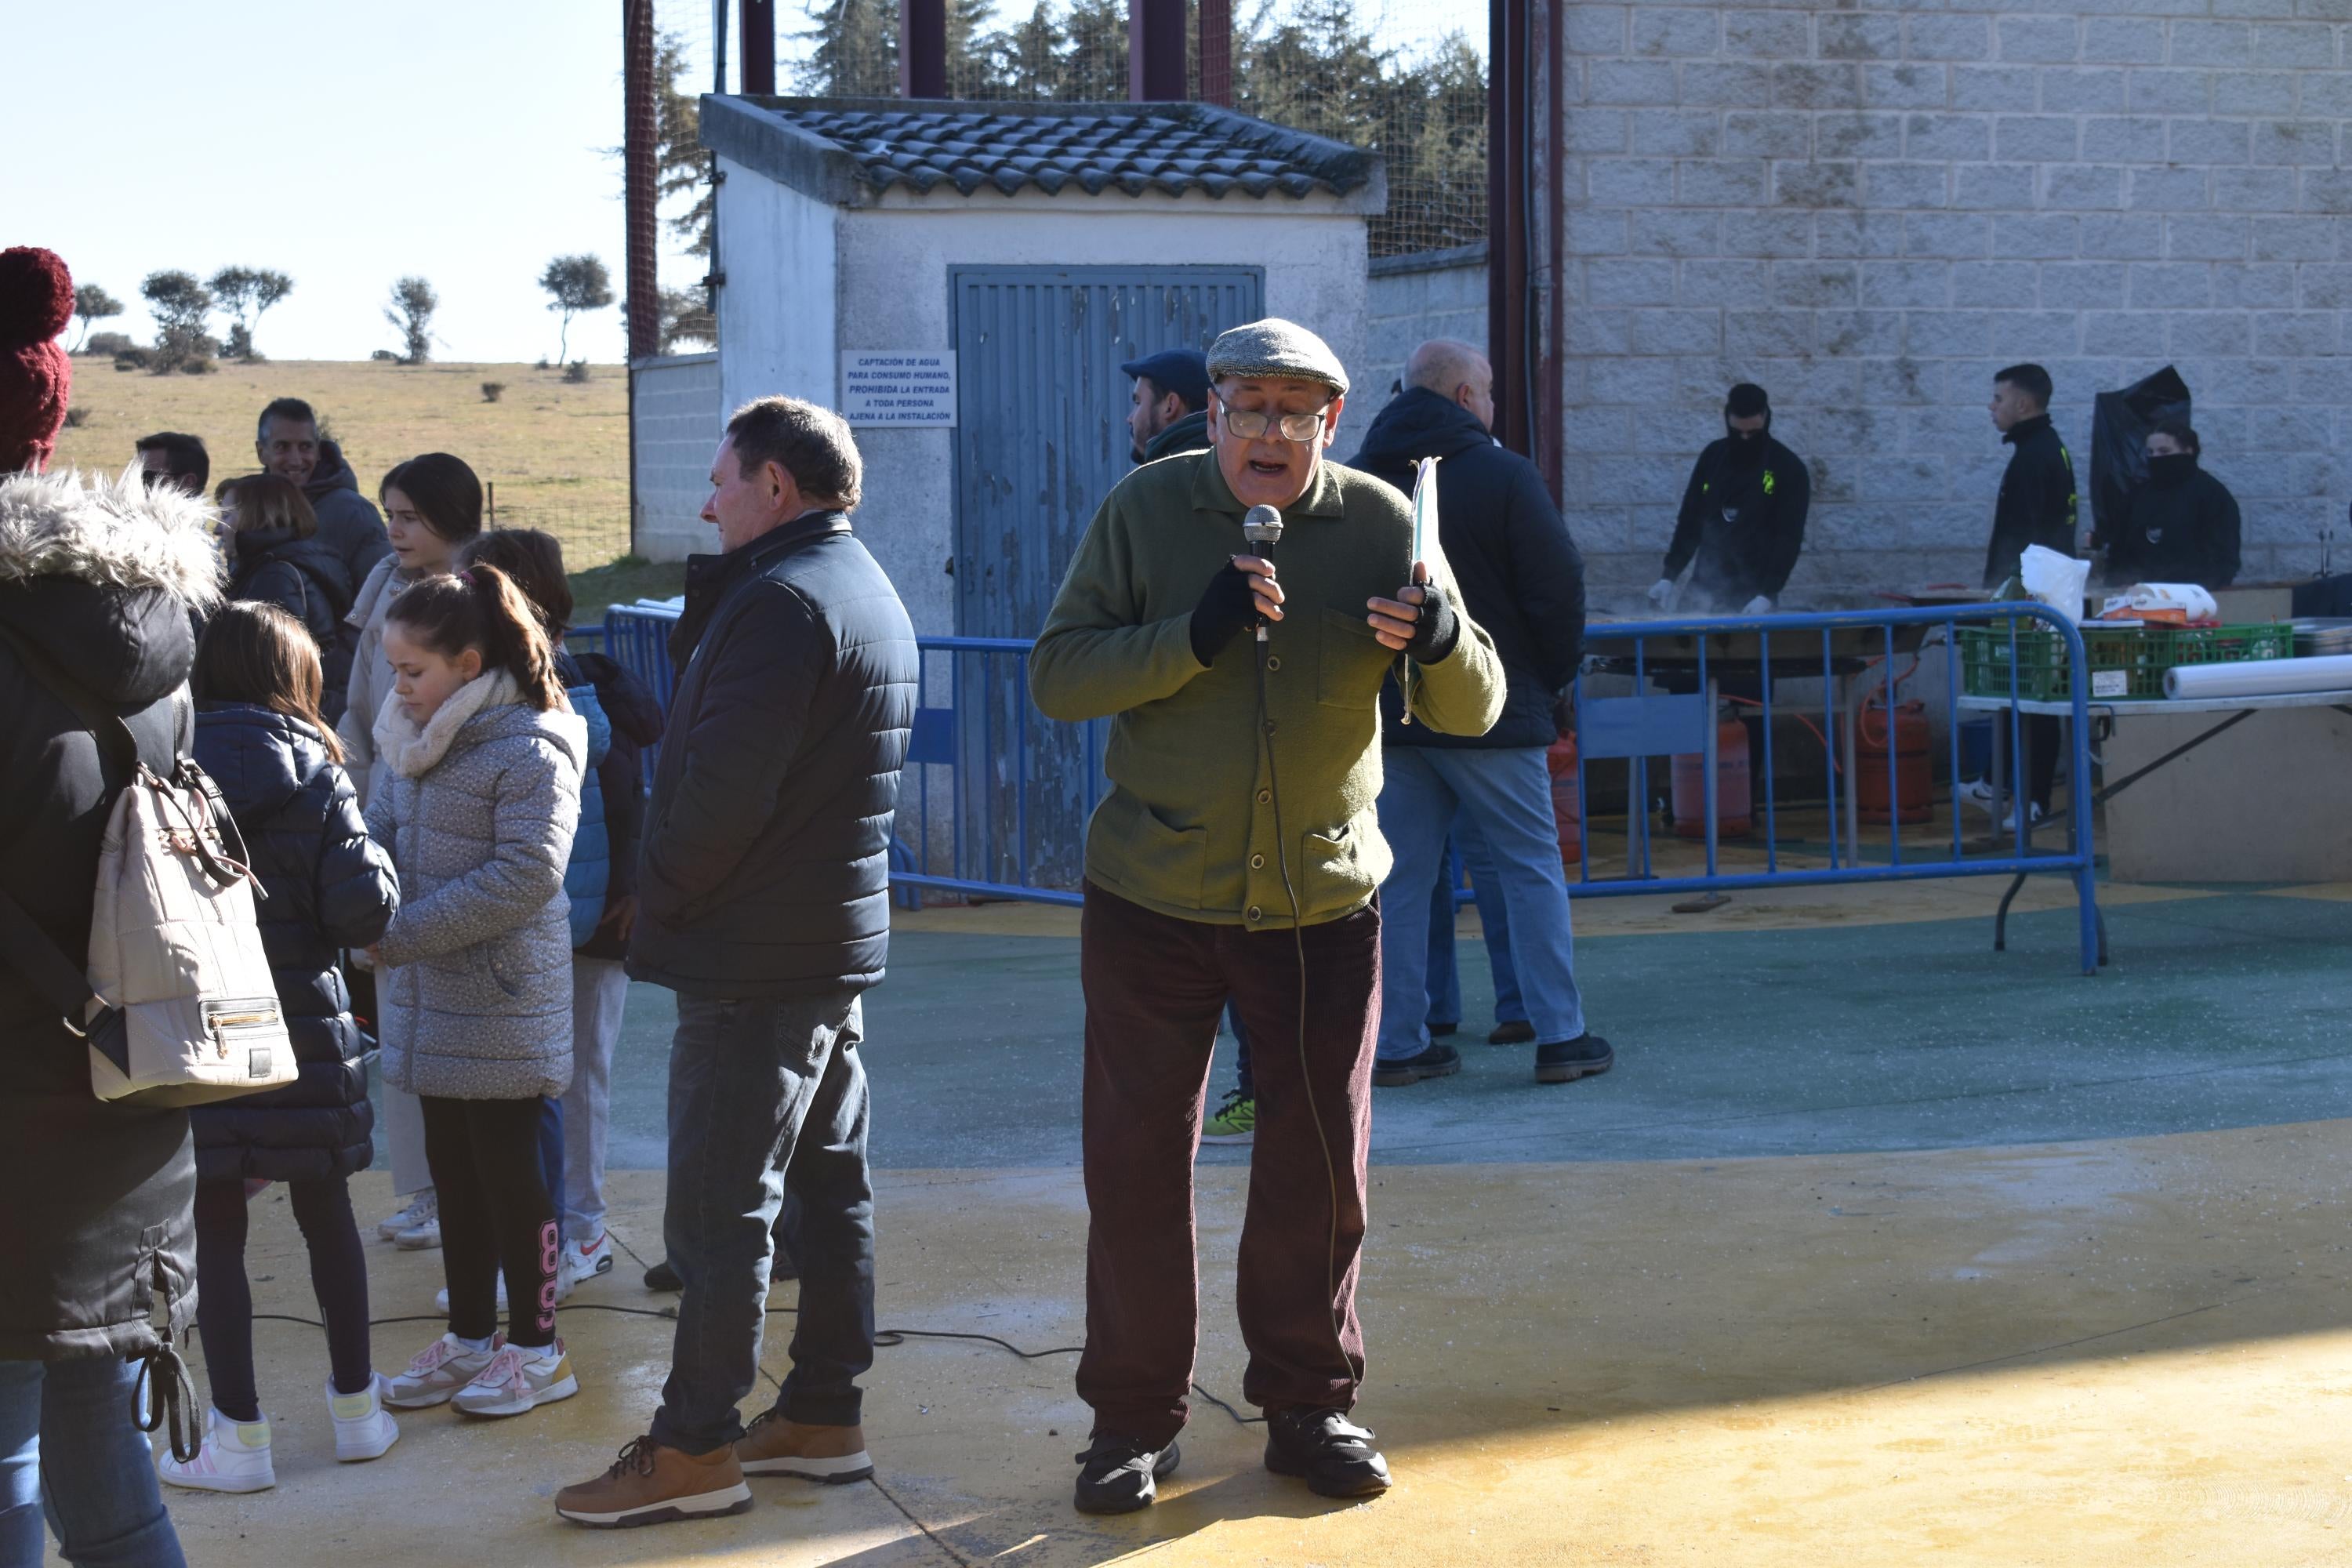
{"left": 0, "top": 242, "right": 222, "bottom": 1565}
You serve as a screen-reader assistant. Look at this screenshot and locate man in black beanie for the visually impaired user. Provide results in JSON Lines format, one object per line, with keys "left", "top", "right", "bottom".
{"left": 1650, "top": 383, "right": 1811, "bottom": 615}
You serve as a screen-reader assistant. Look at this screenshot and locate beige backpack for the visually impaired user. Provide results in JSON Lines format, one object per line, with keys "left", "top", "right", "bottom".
{"left": 0, "top": 628, "right": 295, "bottom": 1107}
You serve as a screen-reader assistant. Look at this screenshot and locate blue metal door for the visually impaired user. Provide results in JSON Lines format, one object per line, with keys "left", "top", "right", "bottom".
{"left": 950, "top": 264, "right": 1263, "bottom": 889}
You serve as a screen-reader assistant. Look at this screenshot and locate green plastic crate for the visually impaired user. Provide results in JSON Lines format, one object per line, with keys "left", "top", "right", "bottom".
{"left": 1958, "top": 622, "right": 2291, "bottom": 702}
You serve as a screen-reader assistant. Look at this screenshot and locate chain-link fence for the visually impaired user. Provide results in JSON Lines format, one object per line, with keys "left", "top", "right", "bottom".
{"left": 765, "top": 0, "right": 1486, "bottom": 258}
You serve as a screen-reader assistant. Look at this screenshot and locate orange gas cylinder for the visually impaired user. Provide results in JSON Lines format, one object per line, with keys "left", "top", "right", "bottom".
{"left": 1671, "top": 717, "right": 1753, "bottom": 839}
{"left": 1547, "top": 731, "right": 1582, "bottom": 865}
{"left": 1857, "top": 699, "right": 1933, "bottom": 825}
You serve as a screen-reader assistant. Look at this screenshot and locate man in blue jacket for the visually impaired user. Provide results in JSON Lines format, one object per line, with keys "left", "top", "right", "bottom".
{"left": 1349, "top": 339, "right": 1611, "bottom": 1088}
{"left": 556, "top": 396, "right": 917, "bottom": 1528}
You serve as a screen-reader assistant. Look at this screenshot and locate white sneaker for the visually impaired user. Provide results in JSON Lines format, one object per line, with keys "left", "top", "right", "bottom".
{"left": 328, "top": 1374, "right": 400, "bottom": 1463}
{"left": 158, "top": 1408, "right": 275, "bottom": 1494}
{"left": 384, "top": 1331, "right": 503, "bottom": 1409}
{"left": 2000, "top": 802, "right": 2050, "bottom": 833}
{"left": 395, "top": 1216, "right": 441, "bottom": 1250}
{"left": 555, "top": 1232, "right": 614, "bottom": 1303}
{"left": 1958, "top": 779, "right": 1998, "bottom": 813}
{"left": 452, "top": 1340, "right": 579, "bottom": 1418}
{"left": 377, "top": 1188, "right": 437, "bottom": 1241}
{"left": 435, "top": 1277, "right": 508, "bottom": 1314}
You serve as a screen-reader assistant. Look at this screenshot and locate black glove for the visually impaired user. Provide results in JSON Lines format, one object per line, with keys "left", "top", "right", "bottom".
{"left": 1403, "top": 579, "right": 1460, "bottom": 663}
{"left": 1189, "top": 561, "right": 1259, "bottom": 666}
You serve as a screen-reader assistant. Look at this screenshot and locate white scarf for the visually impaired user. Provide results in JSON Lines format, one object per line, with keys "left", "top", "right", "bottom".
{"left": 373, "top": 668, "right": 521, "bottom": 779}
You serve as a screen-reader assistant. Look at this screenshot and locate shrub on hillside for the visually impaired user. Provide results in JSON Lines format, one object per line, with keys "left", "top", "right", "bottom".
{"left": 83, "top": 331, "right": 134, "bottom": 358}
{"left": 63, "top": 407, "right": 89, "bottom": 429}
{"left": 177, "top": 356, "right": 216, "bottom": 375}
{"left": 564, "top": 360, "right": 590, "bottom": 383}
{"left": 371, "top": 348, "right": 400, "bottom": 362}
{"left": 113, "top": 347, "right": 153, "bottom": 371}
{"left": 481, "top": 381, "right": 506, "bottom": 403}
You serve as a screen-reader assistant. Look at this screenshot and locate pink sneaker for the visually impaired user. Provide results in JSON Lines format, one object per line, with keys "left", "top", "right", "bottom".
{"left": 452, "top": 1340, "right": 579, "bottom": 1418}
{"left": 384, "top": 1331, "right": 503, "bottom": 1409}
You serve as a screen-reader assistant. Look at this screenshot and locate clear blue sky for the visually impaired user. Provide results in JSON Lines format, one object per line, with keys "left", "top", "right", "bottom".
{"left": 8, "top": 0, "right": 1481, "bottom": 365}
{"left": 8, "top": 0, "right": 709, "bottom": 365}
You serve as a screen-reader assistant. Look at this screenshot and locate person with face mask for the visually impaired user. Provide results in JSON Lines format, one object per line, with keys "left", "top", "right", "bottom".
{"left": 1650, "top": 384, "right": 1810, "bottom": 615}
{"left": 2099, "top": 421, "right": 2240, "bottom": 590}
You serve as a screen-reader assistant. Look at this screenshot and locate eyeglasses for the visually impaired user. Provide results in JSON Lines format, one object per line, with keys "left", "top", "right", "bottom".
{"left": 1214, "top": 394, "right": 1330, "bottom": 444}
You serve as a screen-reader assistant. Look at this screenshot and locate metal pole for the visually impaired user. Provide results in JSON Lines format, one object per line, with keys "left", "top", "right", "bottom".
{"left": 740, "top": 0, "right": 775, "bottom": 94}
{"left": 1130, "top": 0, "right": 1189, "bottom": 100}
{"left": 623, "top": 0, "right": 659, "bottom": 557}
{"left": 1487, "top": 0, "right": 1531, "bottom": 458}
{"left": 1198, "top": 0, "right": 1232, "bottom": 106}
{"left": 901, "top": 0, "right": 947, "bottom": 97}
{"left": 1540, "top": 0, "right": 1564, "bottom": 503}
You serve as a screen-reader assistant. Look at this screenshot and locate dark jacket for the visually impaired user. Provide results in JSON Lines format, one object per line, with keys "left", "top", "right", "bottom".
{"left": 2103, "top": 461, "right": 2241, "bottom": 590}
{"left": 230, "top": 527, "right": 358, "bottom": 724}
{"left": 1348, "top": 387, "right": 1586, "bottom": 751}
{"left": 1984, "top": 413, "right": 2079, "bottom": 590}
{"left": 569, "top": 650, "right": 664, "bottom": 962}
{"left": 302, "top": 441, "right": 392, "bottom": 587}
{"left": 1142, "top": 408, "right": 1210, "bottom": 463}
{"left": 190, "top": 705, "right": 397, "bottom": 1184}
{"left": 1665, "top": 434, "right": 1811, "bottom": 609}
{"left": 627, "top": 510, "right": 917, "bottom": 999}
{"left": 0, "top": 468, "right": 220, "bottom": 1363}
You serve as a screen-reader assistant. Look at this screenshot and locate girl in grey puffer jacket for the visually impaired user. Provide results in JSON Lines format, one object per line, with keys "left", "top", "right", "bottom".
{"left": 364, "top": 565, "right": 588, "bottom": 1420}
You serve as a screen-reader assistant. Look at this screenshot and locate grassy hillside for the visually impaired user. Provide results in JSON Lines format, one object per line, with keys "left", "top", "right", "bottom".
{"left": 53, "top": 357, "right": 637, "bottom": 571}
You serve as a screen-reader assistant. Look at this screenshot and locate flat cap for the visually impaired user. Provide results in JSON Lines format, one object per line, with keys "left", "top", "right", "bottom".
{"left": 1205, "top": 318, "right": 1349, "bottom": 398}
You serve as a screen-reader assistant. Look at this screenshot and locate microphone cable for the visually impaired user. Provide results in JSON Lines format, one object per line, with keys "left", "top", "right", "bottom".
{"left": 1250, "top": 616, "right": 1359, "bottom": 1403}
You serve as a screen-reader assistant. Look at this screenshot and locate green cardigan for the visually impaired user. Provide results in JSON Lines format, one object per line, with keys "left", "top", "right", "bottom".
{"left": 1030, "top": 450, "right": 1505, "bottom": 929}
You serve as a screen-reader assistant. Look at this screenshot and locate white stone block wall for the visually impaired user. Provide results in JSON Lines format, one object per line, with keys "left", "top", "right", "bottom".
{"left": 1361, "top": 246, "right": 1491, "bottom": 414}
{"left": 1568, "top": 2, "right": 2352, "bottom": 604}
{"left": 630, "top": 352, "right": 721, "bottom": 564}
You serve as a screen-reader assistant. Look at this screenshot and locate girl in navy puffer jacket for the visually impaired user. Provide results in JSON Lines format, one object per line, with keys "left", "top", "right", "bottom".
{"left": 166, "top": 603, "right": 404, "bottom": 1495}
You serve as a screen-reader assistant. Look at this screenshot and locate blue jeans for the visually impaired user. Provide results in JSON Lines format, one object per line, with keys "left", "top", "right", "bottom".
{"left": 1376, "top": 747, "right": 1586, "bottom": 1062}
{"left": 0, "top": 1357, "right": 187, "bottom": 1568}
{"left": 1423, "top": 818, "right": 1525, "bottom": 1028}
{"left": 652, "top": 992, "right": 874, "bottom": 1454}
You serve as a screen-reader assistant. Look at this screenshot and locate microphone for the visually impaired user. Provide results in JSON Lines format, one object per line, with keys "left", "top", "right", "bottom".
{"left": 1242, "top": 505, "right": 1283, "bottom": 642}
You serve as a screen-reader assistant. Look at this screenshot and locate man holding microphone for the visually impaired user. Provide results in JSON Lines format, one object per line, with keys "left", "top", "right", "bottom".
{"left": 1030, "top": 320, "right": 1504, "bottom": 1514}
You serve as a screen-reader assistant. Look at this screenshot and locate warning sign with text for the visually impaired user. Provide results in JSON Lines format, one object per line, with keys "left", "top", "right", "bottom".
{"left": 840, "top": 351, "right": 957, "bottom": 427}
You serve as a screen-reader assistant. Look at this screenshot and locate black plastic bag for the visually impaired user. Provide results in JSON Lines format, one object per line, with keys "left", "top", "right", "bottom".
{"left": 2089, "top": 365, "right": 2191, "bottom": 549}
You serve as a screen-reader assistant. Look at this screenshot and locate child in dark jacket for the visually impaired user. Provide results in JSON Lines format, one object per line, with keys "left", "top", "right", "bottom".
{"left": 164, "top": 603, "right": 404, "bottom": 1495}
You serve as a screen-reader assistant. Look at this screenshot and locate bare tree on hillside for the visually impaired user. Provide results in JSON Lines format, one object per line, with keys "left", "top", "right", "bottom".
{"left": 209, "top": 267, "right": 294, "bottom": 361}
{"left": 539, "top": 255, "right": 614, "bottom": 365}
{"left": 383, "top": 276, "right": 438, "bottom": 365}
{"left": 71, "top": 284, "right": 122, "bottom": 352}
{"left": 141, "top": 270, "right": 216, "bottom": 372}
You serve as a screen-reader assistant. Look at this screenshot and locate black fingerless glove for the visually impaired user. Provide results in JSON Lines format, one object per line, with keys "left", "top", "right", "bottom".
{"left": 1405, "top": 580, "right": 1461, "bottom": 663}
{"left": 1189, "top": 561, "right": 1258, "bottom": 666}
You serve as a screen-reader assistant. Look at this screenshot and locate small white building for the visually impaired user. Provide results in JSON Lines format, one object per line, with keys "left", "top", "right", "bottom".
{"left": 642, "top": 94, "right": 1383, "bottom": 645}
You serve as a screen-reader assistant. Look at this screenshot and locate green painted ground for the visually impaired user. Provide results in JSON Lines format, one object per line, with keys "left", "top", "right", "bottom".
{"left": 368, "top": 892, "right": 2352, "bottom": 1171}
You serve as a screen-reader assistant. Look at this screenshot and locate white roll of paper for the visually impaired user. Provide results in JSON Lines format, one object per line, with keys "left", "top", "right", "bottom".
{"left": 2164, "top": 653, "right": 2352, "bottom": 700}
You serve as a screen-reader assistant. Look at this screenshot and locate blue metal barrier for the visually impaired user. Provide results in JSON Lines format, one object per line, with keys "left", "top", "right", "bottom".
{"left": 603, "top": 601, "right": 2101, "bottom": 973}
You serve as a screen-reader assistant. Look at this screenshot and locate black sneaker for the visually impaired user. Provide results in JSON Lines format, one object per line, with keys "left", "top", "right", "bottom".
{"left": 1073, "top": 1434, "right": 1178, "bottom": 1514}
{"left": 644, "top": 1258, "right": 681, "bottom": 1292}
{"left": 1370, "top": 1042, "right": 1462, "bottom": 1087}
{"left": 1263, "top": 1406, "right": 1392, "bottom": 1498}
{"left": 1487, "top": 1019, "right": 1536, "bottom": 1046}
{"left": 1535, "top": 1033, "right": 1614, "bottom": 1084}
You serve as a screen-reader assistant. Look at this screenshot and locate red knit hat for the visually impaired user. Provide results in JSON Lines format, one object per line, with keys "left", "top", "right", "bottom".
{"left": 0, "top": 247, "right": 74, "bottom": 474}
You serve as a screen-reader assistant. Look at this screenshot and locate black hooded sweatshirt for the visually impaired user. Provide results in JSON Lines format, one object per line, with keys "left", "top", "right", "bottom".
{"left": 1665, "top": 434, "right": 1811, "bottom": 608}
{"left": 1346, "top": 387, "right": 1586, "bottom": 751}
{"left": 1984, "top": 412, "right": 2078, "bottom": 590}
{"left": 230, "top": 525, "right": 358, "bottom": 722}
{"left": 301, "top": 440, "right": 392, "bottom": 587}
{"left": 2102, "top": 456, "right": 2241, "bottom": 590}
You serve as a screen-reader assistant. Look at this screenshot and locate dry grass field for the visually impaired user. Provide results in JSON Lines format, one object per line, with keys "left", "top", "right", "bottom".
{"left": 52, "top": 355, "right": 638, "bottom": 572}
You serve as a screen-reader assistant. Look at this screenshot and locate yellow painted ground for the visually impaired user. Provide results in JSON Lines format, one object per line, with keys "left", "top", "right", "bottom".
{"left": 142, "top": 1124, "right": 2352, "bottom": 1567}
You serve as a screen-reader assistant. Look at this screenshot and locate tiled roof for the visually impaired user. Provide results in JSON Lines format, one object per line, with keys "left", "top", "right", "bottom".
{"left": 701, "top": 96, "right": 1382, "bottom": 208}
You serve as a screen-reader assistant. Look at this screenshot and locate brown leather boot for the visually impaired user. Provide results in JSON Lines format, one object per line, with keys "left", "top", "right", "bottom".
{"left": 735, "top": 1410, "right": 875, "bottom": 1483}
{"left": 554, "top": 1436, "right": 751, "bottom": 1528}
